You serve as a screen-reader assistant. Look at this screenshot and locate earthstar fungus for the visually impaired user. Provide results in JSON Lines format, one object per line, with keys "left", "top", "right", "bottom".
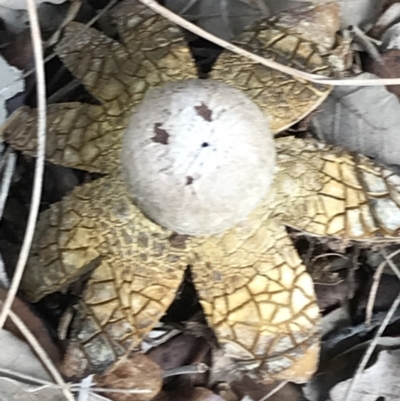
{"left": 2, "top": 0, "right": 400, "bottom": 386}
{"left": 121, "top": 79, "right": 276, "bottom": 235}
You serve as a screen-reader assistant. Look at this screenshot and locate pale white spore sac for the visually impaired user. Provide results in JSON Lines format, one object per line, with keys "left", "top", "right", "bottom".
{"left": 121, "top": 79, "right": 276, "bottom": 235}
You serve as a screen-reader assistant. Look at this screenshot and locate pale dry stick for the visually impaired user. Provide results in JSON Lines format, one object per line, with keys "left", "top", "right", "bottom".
{"left": 0, "top": 304, "right": 75, "bottom": 401}
{"left": 382, "top": 250, "right": 400, "bottom": 280}
{"left": 365, "top": 249, "right": 400, "bottom": 325}
{"left": 257, "top": 380, "right": 288, "bottom": 401}
{"left": 71, "top": 375, "right": 151, "bottom": 399}
{"left": 344, "top": 291, "right": 400, "bottom": 401}
{"left": 37, "top": 385, "right": 152, "bottom": 396}
{"left": 74, "top": 387, "right": 152, "bottom": 395}
{"left": 0, "top": 367, "right": 59, "bottom": 387}
{"left": 139, "top": 0, "right": 400, "bottom": 86}
{"left": 0, "top": 0, "right": 47, "bottom": 329}
{"left": 0, "top": 149, "right": 15, "bottom": 288}
{"left": 366, "top": 256, "right": 386, "bottom": 326}
{"left": 174, "top": 0, "right": 199, "bottom": 15}
{"left": 312, "top": 252, "right": 349, "bottom": 261}
{"left": 350, "top": 25, "right": 383, "bottom": 63}
{"left": 0, "top": 368, "right": 152, "bottom": 397}
{"left": 77, "top": 375, "right": 92, "bottom": 401}
{"left": 0, "top": 149, "right": 16, "bottom": 220}
{"left": 162, "top": 363, "right": 209, "bottom": 378}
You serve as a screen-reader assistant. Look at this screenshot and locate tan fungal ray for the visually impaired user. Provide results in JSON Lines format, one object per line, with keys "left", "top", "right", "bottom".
{"left": 20, "top": 173, "right": 187, "bottom": 304}
{"left": 1, "top": 103, "right": 123, "bottom": 173}
{"left": 0, "top": 2, "right": 196, "bottom": 173}
{"left": 110, "top": 0, "right": 196, "bottom": 84}
{"left": 63, "top": 255, "right": 186, "bottom": 374}
{"left": 20, "top": 173, "right": 187, "bottom": 373}
{"left": 56, "top": 21, "right": 136, "bottom": 106}
{"left": 20, "top": 169, "right": 320, "bottom": 379}
{"left": 211, "top": 18, "right": 332, "bottom": 134}
{"left": 57, "top": 2, "right": 196, "bottom": 107}
{"left": 270, "top": 136, "right": 400, "bottom": 239}
{"left": 190, "top": 203, "right": 319, "bottom": 382}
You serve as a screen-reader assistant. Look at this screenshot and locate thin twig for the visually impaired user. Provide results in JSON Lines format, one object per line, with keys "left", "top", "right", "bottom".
{"left": 0, "top": 367, "right": 56, "bottom": 387}
{"left": 0, "top": 367, "right": 152, "bottom": 396}
{"left": 162, "top": 363, "right": 208, "bottom": 378}
{"left": 139, "top": 0, "right": 400, "bottom": 86}
{"left": 73, "top": 387, "right": 152, "bottom": 394}
{"left": 174, "top": 0, "right": 199, "bottom": 15}
{"left": 344, "top": 291, "right": 400, "bottom": 401}
{"left": 366, "top": 249, "right": 400, "bottom": 325}
{"left": 258, "top": 381, "right": 288, "bottom": 401}
{"left": 383, "top": 250, "right": 400, "bottom": 280}
{"left": 0, "top": 0, "right": 46, "bottom": 328}
{"left": 366, "top": 256, "right": 386, "bottom": 326}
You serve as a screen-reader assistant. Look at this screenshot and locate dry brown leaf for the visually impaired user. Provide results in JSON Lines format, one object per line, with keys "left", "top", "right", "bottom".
{"left": 94, "top": 353, "right": 162, "bottom": 401}
{"left": 311, "top": 72, "right": 400, "bottom": 167}
{"left": 147, "top": 331, "right": 210, "bottom": 370}
{"left": 0, "top": 287, "right": 61, "bottom": 365}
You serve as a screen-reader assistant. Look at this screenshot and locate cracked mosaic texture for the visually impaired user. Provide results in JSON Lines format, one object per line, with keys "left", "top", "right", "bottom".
{"left": 211, "top": 19, "right": 332, "bottom": 133}
{"left": 3, "top": 0, "right": 400, "bottom": 383}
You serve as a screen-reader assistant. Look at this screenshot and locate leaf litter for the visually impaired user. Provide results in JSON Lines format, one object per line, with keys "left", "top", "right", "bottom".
{"left": 3, "top": 0, "right": 400, "bottom": 400}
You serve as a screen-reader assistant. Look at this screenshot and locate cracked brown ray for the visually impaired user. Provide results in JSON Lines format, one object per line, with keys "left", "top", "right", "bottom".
{"left": 3, "top": 0, "right": 400, "bottom": 383}
{"left": 2, "top": 2, "right": 197, "bottom": 174}
{"left": 271, "top": 137, "right": 400, "bottom": 239}
{"left": 210, "top": 18, "right": 332, "bottom": 133}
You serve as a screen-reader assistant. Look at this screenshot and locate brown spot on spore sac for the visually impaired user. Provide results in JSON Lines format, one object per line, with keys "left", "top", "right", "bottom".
{"left": 194, "top": 102, "right": 212, "bottom": 121}
{"left": 168, "top": 232, "right": 189, "bottom": 249}
{"left": 186, "top": 176, "right": 194, "bottom": 185}
{"left": 151, "top": 123, "right": 169, "bottom": 144}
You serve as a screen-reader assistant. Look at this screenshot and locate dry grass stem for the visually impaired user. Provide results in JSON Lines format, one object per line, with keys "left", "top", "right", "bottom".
{"left": 366, "top": 256, "right": 386, "bottom": 326}
{"left": 366, "top": 249, "right": 400, "bottom": 325}
{"left": 0, "top": 0, "right": 47, "bottom": 330}
{"left": 258, "top": 380, "right": 288, "bottom": 401}
{"left": 383, "top": 250, "right": 400, "bottom": 279}
{"left": 162, "top": 363, "right": 209, "bottom": 378}
{"left": 0, "top": 367, "right": 152, "bottom": 397}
